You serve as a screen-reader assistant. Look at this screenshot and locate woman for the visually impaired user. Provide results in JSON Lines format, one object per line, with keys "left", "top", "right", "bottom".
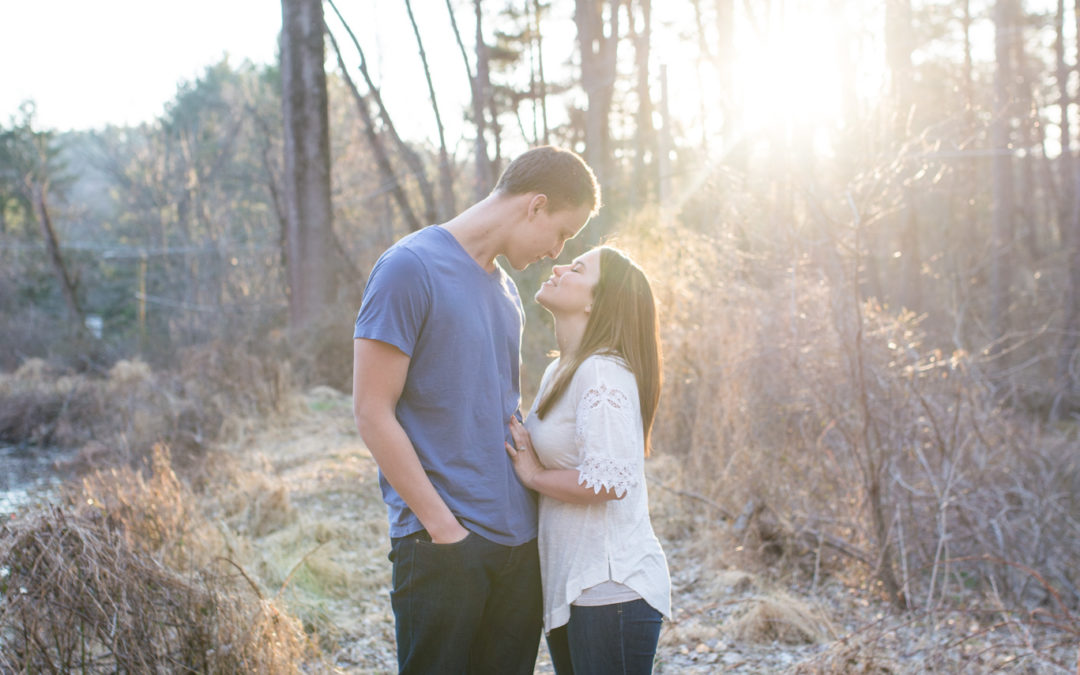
{"left": 506, "top": 246, "right": 671, "bottom": 675}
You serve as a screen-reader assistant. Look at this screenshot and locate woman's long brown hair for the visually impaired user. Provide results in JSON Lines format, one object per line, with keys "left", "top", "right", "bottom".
{"left": 534, "top": 247, "right": 662, "bottom": 455}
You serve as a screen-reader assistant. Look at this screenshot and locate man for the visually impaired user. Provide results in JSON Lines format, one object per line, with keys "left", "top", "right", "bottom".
{"left": 352, "top": 146, "right": 600, "bottom": 674}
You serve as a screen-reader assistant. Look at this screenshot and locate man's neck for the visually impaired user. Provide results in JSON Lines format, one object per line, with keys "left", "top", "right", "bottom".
{"left": 440, "top": 194, "right": 520, "bottom": 272}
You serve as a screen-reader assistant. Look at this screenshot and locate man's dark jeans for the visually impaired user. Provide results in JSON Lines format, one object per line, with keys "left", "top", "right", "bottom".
{"left": 388, "top": 529, "right": 542, "bottom": 674}
{"left": 546, "top": 599, "right": 662, "bottom": 675}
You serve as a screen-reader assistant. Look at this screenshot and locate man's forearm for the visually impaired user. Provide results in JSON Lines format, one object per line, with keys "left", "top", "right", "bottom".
{"left": 356, "top": 412, "right": 465, "bottom": 542}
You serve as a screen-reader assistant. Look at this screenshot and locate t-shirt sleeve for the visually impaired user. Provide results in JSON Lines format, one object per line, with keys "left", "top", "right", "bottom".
{"left": 353, "top": 247, "right": 429, "bottom": 357}
{"left": 574, "top": 359, "right": 643, "bottom": 498}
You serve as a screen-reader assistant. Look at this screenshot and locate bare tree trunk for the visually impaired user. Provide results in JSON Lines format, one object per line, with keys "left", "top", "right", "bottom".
{"left": 474, "top": 1, "right": 495, "bottom": 191}
{"left": 831, "top": 0, "right": 859, "bottom": 202}
{"left": 715, "top": 0, "right": 742, "bottom": 169}
{"left": 657, "top": 64, "right": 672, "bottom": 212}
{"left": 326, "top": 25, "right": 422, "bottom": 232}
{"left": 30, "top": 181, "right": 82, "bottom": 325}
{"left": 1014, "top": 11, "right": 1039, "bottom": 264}
{"left": 990, "top": 0, "right": 1015, "bottom": 345}
{"left": 949, "top": 0, "right": 978, "bottom": 341}
{"left": 851, "top": 215, "right": 907, "bottom": 610}
{"left": 886, "top": 0, "right": 921, "bottom": 311}
{"left": 1055, "top": 0, "right": 1073, "bottom": 238}
{"left": 575, "top": 0, "right": 621, "bottom": 189}
{"left": 1052, "top": 0, "right": 1080, "bottom": 417}
{"left": 489, "top": 93, "right": 504, "bottom": 179}
{"left": 629, "top": 0, "right": 654, "bottom": 205}
{"left": 691, "top": 0, "right": 711, "bottom": 154}
{"left": 405, "top": 0, "right": 456, "bottom": 221}
{"left": 532, "top": 0, "right": 550, "bottom": 146}
{"left": 327, "top": 0, "right": 438, "bottom": 227}
{"left": 526, "top": 0, "right": 540, "bottom": 144}
{"left": 281, "top": 0, "right": 337, "bottom": 329}
{"left": 251, "top": 110, "right": 289, "bottom": 259}
{"left": 446, "top": 0, "right": 493, "bottom": 201}
{"left": 1060, "top": 242, "right": 1080, "bottom": 416}
{"left": 885, "top": 0, "right": 914, "bottom": 120}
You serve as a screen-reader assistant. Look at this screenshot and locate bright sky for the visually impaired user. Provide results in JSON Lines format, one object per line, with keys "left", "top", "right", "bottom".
{"left": 1, "top": 0, "right": 493, "bottom": 146}
{"left": 1, "top": 1, "right": 281, "bottom": 131}
{"left": 6, "top": 1, "right": 1023, "bottom": 155}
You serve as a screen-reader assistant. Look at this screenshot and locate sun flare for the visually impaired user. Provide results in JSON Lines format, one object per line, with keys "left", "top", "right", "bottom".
{"left": 735, "top": 13, "right": 847, "bottom": 130}
{"left": 656, "top": 2, "right": 875, "bottom": 159}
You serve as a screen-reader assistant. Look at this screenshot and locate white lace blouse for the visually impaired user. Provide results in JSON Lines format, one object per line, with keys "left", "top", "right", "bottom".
{"left": 524, "top": 354, "right": 672, "bottom": 632}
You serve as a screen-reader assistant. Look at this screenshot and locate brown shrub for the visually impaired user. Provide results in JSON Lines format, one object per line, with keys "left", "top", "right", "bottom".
{"left": 724, "top": 592, "right": 835, "bottom": 645}
{"left": 71, "top": 444, "right": 219, "bottom": 568}
{"left": 619, "top": 221, "right": 1080, "bottom": 615}
{"left": 1, "top": 441, "right": 319, "bottom": 671}
{"left": 0, "top": 368, "right": 106, "bottom": 446}
{"left": 0, "top": 506, "right": 314, "bottom": 673}
{"left": 178, "top": 338, "right": 296, "bottom": 420}
{"left": 1, "top": 348, "right": 298, "bottom": 473}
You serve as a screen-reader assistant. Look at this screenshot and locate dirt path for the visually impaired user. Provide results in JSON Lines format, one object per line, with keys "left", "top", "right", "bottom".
{"left": 217, "top": 388, "right": 1068, "bottom": 674}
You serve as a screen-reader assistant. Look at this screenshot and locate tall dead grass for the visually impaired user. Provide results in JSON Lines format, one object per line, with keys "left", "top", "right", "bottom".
{"left": 0, "top": 444, "right": 316, "bottom": 672}
{"left": 0, "top": 337, "right": 296, "bottom": 472}
{"left": 725, "top": 591, "right": 836, "bottom": 645}
{"left": 617, "top": 216, "right": 1080, "bottom": 626}
{"left": 0, "top": 341, "right": 316, "bottom": 671}
{"left": 0, "top": 507, "right": 311, "bottom": 673}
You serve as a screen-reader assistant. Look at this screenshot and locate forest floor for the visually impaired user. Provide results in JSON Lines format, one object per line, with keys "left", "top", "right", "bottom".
{"left": 206, "top": 387, "right": 1077, "bottom": 674}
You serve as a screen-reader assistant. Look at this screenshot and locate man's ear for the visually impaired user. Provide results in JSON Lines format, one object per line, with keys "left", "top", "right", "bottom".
{"left": 528, "top": 193, "right": 548, "bottom": 217}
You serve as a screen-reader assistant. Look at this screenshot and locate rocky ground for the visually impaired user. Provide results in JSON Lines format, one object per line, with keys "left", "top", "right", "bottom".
{"left": 207, "top": 388, "right": 1078, "bottom": 674}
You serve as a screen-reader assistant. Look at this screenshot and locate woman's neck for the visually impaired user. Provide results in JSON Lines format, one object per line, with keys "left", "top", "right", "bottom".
{"left": 554, "top": 313, "right": 588, "bottom": 359}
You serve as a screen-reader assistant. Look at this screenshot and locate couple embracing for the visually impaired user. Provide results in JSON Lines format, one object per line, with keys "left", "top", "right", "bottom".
{"left": 352, "top": 146, "right": 671, "bottom": 675}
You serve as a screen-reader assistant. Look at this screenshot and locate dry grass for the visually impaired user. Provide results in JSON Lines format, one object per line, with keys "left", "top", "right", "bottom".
{"left": 724, "top": 591, "right": 836, "bottom": 645}
{"left": 5, "top": 276, "right": 1075, "bottom": 671}
{"left": 0, "top": 446, "right": 317, "bottom": 673}
{"left": 0, "top": 348, "right": 298, "bottom": 478}
{"left": 193, "top": 388, "right": 396, "bottom": 663}
{"left": 70, "top": 444, "right": 224, "bottom": 569}
{"left": 0, "top": 359, "right": 103, "bottom": 446}
{"left": 614, "top": 220, "right": 1080, "bottom": 616}
{"left": 0, "top": 509, "right": 312, "bottom": 673}
{"left": 0, "top": 351, "right": 328, "bottom": 671}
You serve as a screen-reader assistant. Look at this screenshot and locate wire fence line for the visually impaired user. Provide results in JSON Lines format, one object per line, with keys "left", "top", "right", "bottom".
{"left": 0, "top": 241, "right": 281, "bottom": 260}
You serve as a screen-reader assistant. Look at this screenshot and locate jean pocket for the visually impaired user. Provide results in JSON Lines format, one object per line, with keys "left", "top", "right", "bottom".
{"left": 414, "top": 530, "right": 475, "bottom": 551}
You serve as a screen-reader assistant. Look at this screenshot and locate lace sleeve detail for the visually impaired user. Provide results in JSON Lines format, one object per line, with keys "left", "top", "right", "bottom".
{"left": 578, "top": 454, "right": 637, "bottom": 497}
{"left": 575, "top": 382, "right": 641, "bottom": 498}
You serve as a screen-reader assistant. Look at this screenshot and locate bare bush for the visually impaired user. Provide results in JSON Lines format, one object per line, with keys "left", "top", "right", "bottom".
{"left": 70, "top": 444, "right": 222, "bottom": 569}
{"left": 0, "top": 507, "right": 312, "bottom": 673}
{"left": 0, "top": 347, "right": 297, "bottom": 474}
{"left": 724, "top": 592, "right": 835, "bottom": 645}
{"left": 0, "top": 443, "right": 316, "bottom": 675}
{"left": 623, "top": 220, "right": 1080, "bottom": 621}
{"left": 177, "top": 338, "right": 296, "bottom": 421}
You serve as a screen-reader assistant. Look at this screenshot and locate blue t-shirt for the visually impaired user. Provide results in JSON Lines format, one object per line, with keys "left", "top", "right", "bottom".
{"left": 353, "top": 225, "right": 538, "bottom": 546}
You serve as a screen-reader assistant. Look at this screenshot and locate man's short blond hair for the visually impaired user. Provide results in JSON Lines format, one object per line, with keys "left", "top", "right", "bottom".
{"left": 493, "top": 145, "right": 601, "bottom": 216}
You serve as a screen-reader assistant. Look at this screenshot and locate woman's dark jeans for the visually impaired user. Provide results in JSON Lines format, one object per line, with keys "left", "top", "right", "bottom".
{"left": 388, "top": 529, "right": 542, "bottom": 675}
{"left": 546, "top": 598, "right": 663, "bottom": 675}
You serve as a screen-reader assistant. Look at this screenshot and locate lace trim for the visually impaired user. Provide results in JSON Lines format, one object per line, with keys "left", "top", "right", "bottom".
{"left": 579, "top": 384, "right": 630, "bottom": 412}
{"left": 578, "top": 454, "right": 637, "bottom": 498}
{"left": 574, "top": 384, "right": 633, "bottom": 447}
{"left": 574, "top": 381, "right": 640, "bottom": 497}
